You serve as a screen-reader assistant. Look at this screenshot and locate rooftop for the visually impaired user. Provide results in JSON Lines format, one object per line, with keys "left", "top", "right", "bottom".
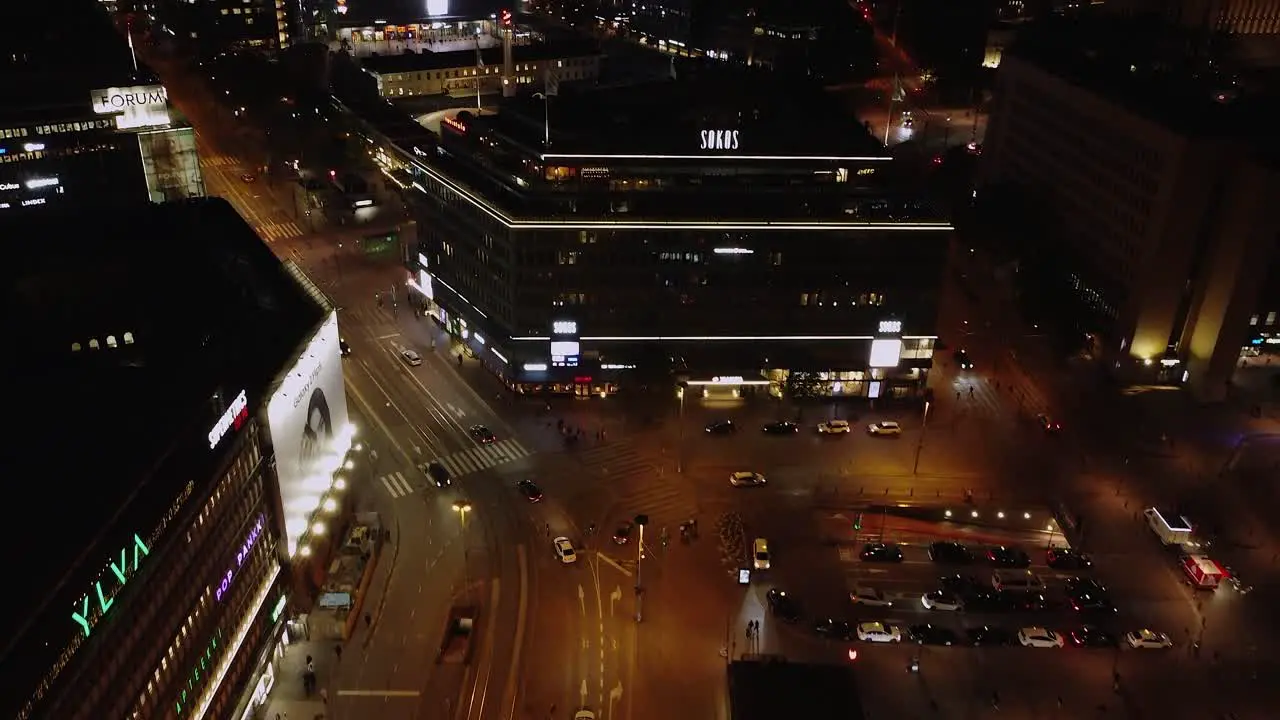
{"left": 490, "top": 66, "right": 886, "bottom": 158}
{"left": 0, "top": 198, "right": 321, "bottom": 708}
{"left": 1, "top": 0, "right": 152, "bottom": 118}
{"left": 332, "top": 0, "right": 505, "bottom": 26}
{"left": 360, "top": 38, "right": 599, "bottom": 74}
{"left": 1005, "top": 13, "right": 1276, "bottom": 137}
{"left": 728, "top": 659, "right": 866, "bottom": 720}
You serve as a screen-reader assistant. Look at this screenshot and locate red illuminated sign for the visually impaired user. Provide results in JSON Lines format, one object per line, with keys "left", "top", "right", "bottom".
{"left": 500, "top": 9, "right": 513, "bottom": 27}
{"left": 574, "top": 376, "right": 593, "bottom": 383}
{"left": 443, "top": 116, "right": 467, "bottom": 134}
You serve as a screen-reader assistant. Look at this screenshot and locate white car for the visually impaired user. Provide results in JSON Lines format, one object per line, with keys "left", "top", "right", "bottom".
{"left": 1017, "top": 627, "right": 1064, "bottom": 648}
{"left": 921, "top": 591, "right": 964, "bottom": 612}
{"left": 1125, "top": 629, "right": 1173, "bottom": 649}
{"left": 753, "top": 538, "right": 771, "bottom": 570}
{"left": 574, "top": 712, "right": 596, "bottom": 720}
{"left": 850, "top": 586, "right": 894, "bottom": 607}
{"left": 554, "top": 536, "right": 577, "bottom": 564}
{"left": 855, "top": 621, "right": 902, "bottom": 643}
{"left": 818, "top": 420, "right": 851, "bottom": 434}
{"left": 401, "top": 349, "right": 423, "bottom": 366}
{"left": 729, "top": 471, "right": 766, "bottom": 487}
{"left": 867, "top": 421, "right": 902, "bottom": 436}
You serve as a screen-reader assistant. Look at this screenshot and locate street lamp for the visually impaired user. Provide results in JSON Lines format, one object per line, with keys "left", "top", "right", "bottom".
{"left": 912, "top": 400, "right": 931, "bottom": 475}
{"left": 676, "top": 384, "right": 686, "bottom": 474}
{"left": 532, "top": 92, "right": 551, "bottom": 148}
{"left": 634, "top": 514, "right": 648, "bottom": 622}
{"left": 453, "top": 500, "right": 473, "bottom": 590}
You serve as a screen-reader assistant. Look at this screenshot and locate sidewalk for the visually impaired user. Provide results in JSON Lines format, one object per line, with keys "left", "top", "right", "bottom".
{"left": 260, "top": 496, "right": 399, "bottom": 720}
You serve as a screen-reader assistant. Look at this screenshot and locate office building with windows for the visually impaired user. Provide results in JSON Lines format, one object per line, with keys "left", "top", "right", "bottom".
{"left": 345, "top": 67, "right": 951, "bottom": 397}
{"left": 0, "top": 198, "right": 346, "bottom": 720}
{"left": 1, "top": 0, "right": 204, "bottom": 214}
{"left": 979, "top": 17, "right": 1280, "bottom": 399}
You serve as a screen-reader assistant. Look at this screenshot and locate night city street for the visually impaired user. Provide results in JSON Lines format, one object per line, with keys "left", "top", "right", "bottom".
{"left": 8, "top": 2, "right": 1280, "bottom": 720}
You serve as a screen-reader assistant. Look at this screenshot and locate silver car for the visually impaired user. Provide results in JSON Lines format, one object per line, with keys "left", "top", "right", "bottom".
{"left": 850, "top": 586, "right": 894, "bottom": 607}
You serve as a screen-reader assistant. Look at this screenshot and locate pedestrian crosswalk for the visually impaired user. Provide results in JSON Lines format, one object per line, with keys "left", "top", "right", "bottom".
{"left": 258, "top": 221, "right": 305, "bottom": 242}
{"left": 571, "top": 442, "right": 699, "bottom": 528}
{"left": 200, "top": 154, "right": 239, "bottom": 168}
{"left": 380, "top": 471, "right": 417, "bottom": 499}
{"left": 428, "top": 438, "right": 531, "bottom": 479}
{"left": 945, "top": 375, "right": 1048, "bottom": 421}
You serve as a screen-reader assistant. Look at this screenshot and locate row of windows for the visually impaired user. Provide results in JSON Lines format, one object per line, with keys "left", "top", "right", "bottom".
{"left": 1249, "top": 312, "right": 1278, "bottom": 326}
{"left": 71, "top": 332, "right": 136, "bottom": 352}
{"left": 0, "top": 140, "right": 123, "bottom": 165}
{"left": 1, "top": 118, "right": 115, "bottom": 139}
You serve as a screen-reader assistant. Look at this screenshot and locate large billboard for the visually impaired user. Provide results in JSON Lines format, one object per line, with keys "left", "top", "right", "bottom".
{"left": 138, "top": 127, "right": 206, "bottom": 202}
{"left": 267, "top": 311, "right": 351, "bottom": 555}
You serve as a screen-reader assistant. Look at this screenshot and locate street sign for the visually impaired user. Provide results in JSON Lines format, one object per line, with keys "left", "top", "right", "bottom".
{"left": 738, "top": 569, "right": 751, "bottom": 585}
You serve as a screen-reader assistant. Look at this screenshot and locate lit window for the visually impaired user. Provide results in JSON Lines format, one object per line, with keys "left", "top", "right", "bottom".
{"left": 89, "top": 338, "right": 100, "bottom": 349}
{"left": 71, "top": 342, "right": 82, "bottom": 352}
{"left": 106, "top": 335, "right": 118, "bottom": 348}
{"left": 1250, "top": 314, "right": 1259, "bottom": 326}
{"left": 1268, "top": 312, "right": 1277, "bottom": 325}
{"left": 123, "top": 331, "right": 135, "bottom": 344}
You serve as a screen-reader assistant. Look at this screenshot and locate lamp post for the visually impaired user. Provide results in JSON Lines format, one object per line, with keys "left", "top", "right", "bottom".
{"left": 634, "top": 514, "right": 648, "bottom": 622}
{"left": 912, "top": 400, "right": 931, "bottom": 475}
{"left": 1045, "top": 523, "right": 1057, "bottom": 550}
{"left": 532, "top": 92, "right": 550, "bottom": 148}
{"left": 452, "top": 500, "right": 473, "bottom": 591}
{"left": 676, "top": 384, "right": 686, "bottom": 474}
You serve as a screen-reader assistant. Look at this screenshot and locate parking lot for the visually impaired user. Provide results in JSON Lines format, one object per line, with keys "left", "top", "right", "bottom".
{"left": 735, "top": 502, "right": 1265, "bottom": 717}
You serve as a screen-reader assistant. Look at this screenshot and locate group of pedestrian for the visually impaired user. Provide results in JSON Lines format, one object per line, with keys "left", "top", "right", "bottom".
{"left": 745, "top": 619, "right": 761, "bottom": 639}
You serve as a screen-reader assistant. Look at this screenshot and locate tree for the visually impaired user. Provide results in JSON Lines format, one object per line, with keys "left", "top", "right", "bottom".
{"left": 785, "top": 371, "right": 826, "bottom": 398}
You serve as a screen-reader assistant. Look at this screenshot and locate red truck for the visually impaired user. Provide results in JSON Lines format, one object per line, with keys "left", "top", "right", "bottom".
{"left": 437, "top": 606, "right": 478, "bottom": 664}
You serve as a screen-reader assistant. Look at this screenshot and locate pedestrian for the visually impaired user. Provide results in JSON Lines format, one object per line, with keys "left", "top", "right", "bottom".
{"left": 364, "top": 612, "right": 372, "bottom": 627}
{"left": 320, "top": 688, "right": 328, "bottom": 704}
{"left": 307, "top": 659, "right": 314, "bottom": 674}
{"left": 956, "top": 390, "right": 961, "bottom": 400}
{"left": 335, "top": 644, "right": 343, "bottom": 661}
{"left": 746, "top": 624, "right": 752, "bottom": 639}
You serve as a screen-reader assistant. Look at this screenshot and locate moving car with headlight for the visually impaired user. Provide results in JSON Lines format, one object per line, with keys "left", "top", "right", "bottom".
{"left": 554, "top": 536, "right": 578, "bottom": 564}
{"left": 401, "top": 348, "right": 423, "bottom": 366}
{"left": 729, "top": 471, "right": 767, "bottom": 487}
{"left": 867, "top": 421, "right": 902, "bottom": 436}
{"left": 469, "top": 424, "right": 496, "bottom": 444}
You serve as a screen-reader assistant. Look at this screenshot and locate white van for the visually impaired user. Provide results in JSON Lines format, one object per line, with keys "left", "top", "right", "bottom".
{"left": 991, "top": 570, "right": 1044, "bottom": 592}
{"left": 753, "top": 538, "right": 771, "bottom": 570}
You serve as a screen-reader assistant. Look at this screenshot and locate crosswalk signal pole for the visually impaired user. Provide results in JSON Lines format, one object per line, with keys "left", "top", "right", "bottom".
{"left": 676, "top": 383, "right": 686, "bottom": 474}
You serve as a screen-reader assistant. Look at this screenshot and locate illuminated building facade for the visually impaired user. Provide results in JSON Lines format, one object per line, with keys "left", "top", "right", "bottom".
{"left": 1, "top": 0, "right": 204, "bottom": 214}
{"left": 349, "top": 69, "right": 950, "bottom": 397}
{"left": 0, "top": 198, "right": 338, "bottom": 720}
{"left": 981, "top": 20, "right": 1280, "bottom": 399}
{"left": 360, "top": 41, "right": 600, "bottom": 99}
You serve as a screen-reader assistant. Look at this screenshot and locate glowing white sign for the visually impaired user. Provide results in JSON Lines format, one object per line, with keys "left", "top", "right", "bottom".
{"left": 878, "top": 320, "right": 902, "bottom": 334}
{"left": 700, "top": 130, "right": 740, "bottom": 150}
{"left": 90, "top": 85, "right": 172, "bottom": 129}
{"left": 25, "top": 177, "right": 60, "bottom": 189}
{"left": 713, "top": 248, "right": 753, "bottom": 255}
{"left": 869, "top": 339, "right": 902, "bottom": 368}
{"left": 552, "top": 321, "right": 578, "bottom": 335}
{"left": 523, "top": 363, "right": 549, "bottom": 371}
{"left": 208, "top": 390, "right": 249, "bottom": 449}
{"left": 0, "top": 183, "right": 18, "bottom": 191}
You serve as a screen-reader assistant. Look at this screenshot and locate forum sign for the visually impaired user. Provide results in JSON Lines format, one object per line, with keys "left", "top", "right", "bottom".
{"left": 90, "top": 85, "right": 172, "bottom": 130}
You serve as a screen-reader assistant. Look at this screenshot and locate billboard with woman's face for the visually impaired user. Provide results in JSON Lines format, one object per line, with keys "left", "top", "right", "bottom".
{"left": 267, "top": 311, "right": 350, "bottom": 554}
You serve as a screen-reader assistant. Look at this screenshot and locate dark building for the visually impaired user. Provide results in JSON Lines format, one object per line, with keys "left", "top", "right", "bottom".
{"left": 147, "top": 0, "right": 296, "bottom": 55}
{"left": 727, "top": 659, "right": 866, "bottom": 720}
{"left": 0, "top": 198, "right": 349, "bottom": 720}
{"left": 1, "top": 0, "right": 204, "bottom": 214}
{"left": 979, "top": 16, "right": 1280, "bottom": 398}
{"left": 342, "top": 68, "right": 950, "bottom": 397}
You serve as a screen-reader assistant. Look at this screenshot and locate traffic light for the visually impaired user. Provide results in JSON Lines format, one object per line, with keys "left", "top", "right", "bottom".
{"left": 853, "top": 513, "right": 863, "bottom": 531}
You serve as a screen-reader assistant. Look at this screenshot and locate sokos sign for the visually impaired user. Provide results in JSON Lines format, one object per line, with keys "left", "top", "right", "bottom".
{"left": 700, "top": 130, "right": 740, "bottom": 151}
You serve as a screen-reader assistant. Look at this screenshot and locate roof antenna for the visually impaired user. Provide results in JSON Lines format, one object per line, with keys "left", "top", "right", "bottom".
{"left": 127, "top": 20, "right": 139, "bottom": 75}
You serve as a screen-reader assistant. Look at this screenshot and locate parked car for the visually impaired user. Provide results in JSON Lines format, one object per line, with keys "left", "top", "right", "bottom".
{"left": 860, "top": 543, "right": 904, "bottom": 563}
{"left": 908, "top": 624, "right": 958, "bottom": 646}
{"left": 705, "top": 420, "right": 736, "bottom": 434}
{"left": 1046, "top": 548, "right": 1092, "bottom": 569}
{"left": 818, "top": 420, "right": 851, "bottom": 434}
{"left": 929, "top": 541, "right": 974, "bottom": 564}
{"left": 762, "top": 421, "right": 800, "bottom": 434}
{"left": 921, "top": 591, "right": 964, "bottom": 612}
{"left": 1017, "top": 627, "right": 1064, "bottom": 648}
{"left": 966, "top": 625, "right": 1017, "bottom": 647}
{"left": 766, "top": 589, "right": 802, "bottom": 622}
{"left": 856, "top": 621, "right": 902, "bottom": 643}
{"left": 1125, "top": 629, "right": 1173, "bottom": 649}
{"left": 988, "top": 546, "right": 1031, "bottom": 568}
{"left": 850, "top": 586, "right": 894, "bottom": 607}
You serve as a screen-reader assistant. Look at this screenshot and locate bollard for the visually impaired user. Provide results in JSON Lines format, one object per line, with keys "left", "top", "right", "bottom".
{"left": 910, "top": 487, "right": 914, "bottom": 496}
{"left": 860, "top": 487, "right": 865, "bottom": 496}
{"left": 884, "top": 487, "right": 889, "bottom": 495}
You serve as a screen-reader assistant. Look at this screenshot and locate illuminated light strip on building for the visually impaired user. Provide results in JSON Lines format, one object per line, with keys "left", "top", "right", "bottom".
{"left": 491, "top": 348, "right": 509, "bottom": 364}
{"left": 190, "top": 564, "right": 281, "bottom": 720}
{"left": 540, "top": 153, "right": 894, "bottom": 162}
{"left": 508, "top": 334, "right": 940, "bottom": 342}
{"left": 326, "top": 97, "right": 953, "bottom": 233}
{"left": 407, "top": 135, "right": 950, "bottom": 233}
{"left": 430, "top": 274, "right": 489, "bottom": 319}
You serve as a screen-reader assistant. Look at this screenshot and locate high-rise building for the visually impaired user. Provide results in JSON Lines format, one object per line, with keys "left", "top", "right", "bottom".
{"left": 1, "top": 0, "right": 204, "bottom": 214}
{"left": 0, "top": 198, "right": 356, "bottom": 720}
{"left": 342, "top": 68, "right": 950, "bottom": 398}
{"left": 979, "top": 17, "right": 1280, "bottom": 399}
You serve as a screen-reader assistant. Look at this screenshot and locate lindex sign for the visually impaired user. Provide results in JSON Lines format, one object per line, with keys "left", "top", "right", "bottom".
{"left": 71, "top": 533, "right": 151, "bottom": 638}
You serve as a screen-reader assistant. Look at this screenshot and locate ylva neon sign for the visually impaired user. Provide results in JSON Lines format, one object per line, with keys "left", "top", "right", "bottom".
{"left": 71, "top": 533, "right": 150, "bottom": 638}
{"left": 208, "top": 389, "right": 248, "bottom": 449}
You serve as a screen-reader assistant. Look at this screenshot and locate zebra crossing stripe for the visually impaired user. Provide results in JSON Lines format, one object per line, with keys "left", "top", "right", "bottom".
{"left": 380, "top": 472, "right": 414, "bottom": 498}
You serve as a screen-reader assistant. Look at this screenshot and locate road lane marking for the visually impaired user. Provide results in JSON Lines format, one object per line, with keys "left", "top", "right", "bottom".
{"left": 597, "top": 552, "right": 633, "bottom": 578}
{"left": 380, "top": 471, "right": 415, "bottom": 498}
{"left": 337, "top": 690, "right": 421, "bottom": 697}
{"left": 501, "top": 545, "right": 529, "bottom": 720}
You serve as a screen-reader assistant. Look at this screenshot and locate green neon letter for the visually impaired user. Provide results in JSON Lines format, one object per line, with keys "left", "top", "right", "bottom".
{"left": 71, "top": 595, "right": 92, "bottom": 637}
{"left": 109, "top": 548, "right": 128, "bottom": 584}
{"left": 95, "top": 581, "right": 114, "bottom": 615}
{"left": 132, "top": 533, "right": 150, "bottom": 570}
